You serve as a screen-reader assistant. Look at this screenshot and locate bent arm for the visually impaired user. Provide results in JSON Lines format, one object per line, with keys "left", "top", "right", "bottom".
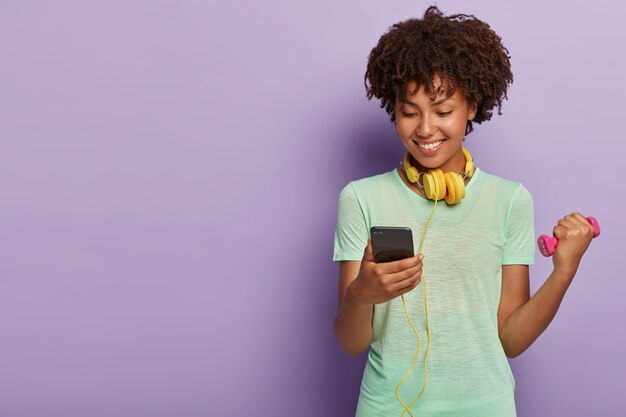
{"left": 333, "top": 261, "right": 373, "bottom": 356}
{"left": 498, "top": 265, "right": 574, "bottom": 358}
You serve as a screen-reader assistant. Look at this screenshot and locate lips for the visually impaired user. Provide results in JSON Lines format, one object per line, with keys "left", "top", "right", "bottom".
{"left": 413, "top": 139, "right": 447, "bottom": 153}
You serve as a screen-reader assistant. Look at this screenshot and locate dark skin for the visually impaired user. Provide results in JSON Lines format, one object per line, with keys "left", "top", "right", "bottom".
{"left": 333, "top": 77, "right": 596, "bottom": 358}
{"left": 334, "top": 195, "right": 595, "bottom": 358}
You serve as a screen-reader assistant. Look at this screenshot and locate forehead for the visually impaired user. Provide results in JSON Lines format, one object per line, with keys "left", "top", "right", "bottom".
{"left": 401, "top": 75, "right": 466, "bottom": 102}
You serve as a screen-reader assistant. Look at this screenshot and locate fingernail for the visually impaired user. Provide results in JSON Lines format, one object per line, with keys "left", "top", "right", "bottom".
{"left": 418, "top": 254, "right": 424, "bottom": 260}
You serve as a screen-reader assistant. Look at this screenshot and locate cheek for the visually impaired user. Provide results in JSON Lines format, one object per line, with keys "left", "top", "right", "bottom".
{"left": 442, "top": 115, "right": 468, "bottom": 133}
{"left": 395, "top": 120, "right": 412, "bottom": 135}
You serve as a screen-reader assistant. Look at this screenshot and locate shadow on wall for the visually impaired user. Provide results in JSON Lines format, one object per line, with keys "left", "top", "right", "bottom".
{"left": 336, "top": 110, "right": 404, "bottom": 183}
{"left": 313, "top": 109, "right": 401, "bottom": 416}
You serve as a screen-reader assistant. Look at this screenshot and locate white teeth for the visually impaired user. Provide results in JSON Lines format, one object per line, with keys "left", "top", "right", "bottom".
{"left": 417, "top": 140, "right": 444, "bottom": 150}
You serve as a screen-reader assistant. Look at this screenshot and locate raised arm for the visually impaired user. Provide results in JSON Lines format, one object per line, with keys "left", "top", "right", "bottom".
{"left": 497, "top": 212, "right": 596, "bottom": 358}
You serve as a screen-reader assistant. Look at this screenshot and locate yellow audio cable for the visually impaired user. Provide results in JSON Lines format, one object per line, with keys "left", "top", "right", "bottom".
{"left": 395, "top": 196, "right": 439, "bottom": 417}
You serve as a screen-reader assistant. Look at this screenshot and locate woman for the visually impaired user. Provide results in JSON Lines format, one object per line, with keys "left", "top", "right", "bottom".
{"left": 332, "top": 6, "right": 595, "bottom": 417}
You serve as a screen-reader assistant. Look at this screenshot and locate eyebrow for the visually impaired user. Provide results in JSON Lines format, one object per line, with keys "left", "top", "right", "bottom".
{"left": 403, "top": 97, "right": 454, "bottom": 107}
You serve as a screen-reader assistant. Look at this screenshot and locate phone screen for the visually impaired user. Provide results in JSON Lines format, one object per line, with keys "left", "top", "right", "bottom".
{"left": 370, "top": 226, "right": 414, "bottom": 263}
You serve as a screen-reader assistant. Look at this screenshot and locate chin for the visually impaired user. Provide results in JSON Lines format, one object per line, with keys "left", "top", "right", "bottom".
{"left": 410, "top": 153, "right": 446, "bottom": 170}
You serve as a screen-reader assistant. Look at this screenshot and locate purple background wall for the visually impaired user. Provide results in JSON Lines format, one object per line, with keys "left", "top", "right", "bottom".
{"left": 0, "top": 1, "right": 623, "bottom": 416}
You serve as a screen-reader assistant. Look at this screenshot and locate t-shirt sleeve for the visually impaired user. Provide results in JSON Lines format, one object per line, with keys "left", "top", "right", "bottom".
{"left": 332, "top": 183, "right": 369, "bottom": 262}
{"left": 502, "top": 183, "right": 536, "bottom": 265}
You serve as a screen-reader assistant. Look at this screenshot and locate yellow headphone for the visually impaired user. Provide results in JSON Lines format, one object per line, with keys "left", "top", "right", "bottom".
{"left": 402, "top": 147, "right": 475, "bottom": 204}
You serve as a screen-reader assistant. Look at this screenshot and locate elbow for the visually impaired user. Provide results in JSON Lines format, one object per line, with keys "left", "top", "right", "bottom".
{"left": 500, "top": 337, "right": 521, "bottom": 359}
{"left": 499, "top": 327, "right": 524, "bottom": 359}
{"left": 503, "top": 344, "right": 526, "bottom": 359}
{"left": 344, "top": 343, "right": 369, "bottom": 356}
{"left": 505, "top": 349, "right": 521, "bottom": 359}
{"left": 333, "top": 320, "right": 370, "bottom": 356}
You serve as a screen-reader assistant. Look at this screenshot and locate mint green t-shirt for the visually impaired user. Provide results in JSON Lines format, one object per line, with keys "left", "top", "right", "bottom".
{"left": 332, "top": 167, "right": 535, "bottom": 417}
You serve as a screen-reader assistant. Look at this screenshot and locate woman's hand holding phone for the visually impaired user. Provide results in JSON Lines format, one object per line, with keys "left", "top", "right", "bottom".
{"left": 350, "top": 238, "right": 424, "bottom": 305}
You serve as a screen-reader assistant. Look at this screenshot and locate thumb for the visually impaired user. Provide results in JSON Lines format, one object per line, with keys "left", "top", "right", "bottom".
{"left": 363, "top": 237, "right": 375, "bottom": 263}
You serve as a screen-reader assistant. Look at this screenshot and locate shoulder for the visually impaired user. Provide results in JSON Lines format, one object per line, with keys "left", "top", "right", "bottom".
{"left": 338, "top": 169, "right": 397, "bottom": 197}
{"left": 475, "top": 168, "right": 533, "bottom": 200}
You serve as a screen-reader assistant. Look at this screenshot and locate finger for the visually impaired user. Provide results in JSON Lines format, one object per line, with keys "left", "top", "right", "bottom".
{"left": 571, "top": 212, "right": 587, "bottom": 223}
{"left": 380, "top": 253, "right": 424, "bottom": 274}
{"left": 553, "top": 225, "right": 568, "bottom": 240}
{"left": 386, "top": 262, "right": 423, "bottom": 285}
{"left": 391, "top": 270, "right": 422, "bottom": 293}
{"left": 379, "top": 257, "right": 422, "bottom": 276}
{"left": 565, "top": 212, "right": 586, "bottom": 225}
{"left": 571, "top": 212, "right": 596, "bottom": 233}
{"left": 363, "top": 238, "right": 375, "bottom": 262}
{"left": 557, "top": 215, "right": 594, "bottom": 238}
{"left": 557, "top": 218, "right": 577, "bottom": 229}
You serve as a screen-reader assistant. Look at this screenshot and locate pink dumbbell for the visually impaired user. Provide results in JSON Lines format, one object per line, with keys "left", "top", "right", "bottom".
{"left": 537, "top": 216, "right": 600, "bottom": 257}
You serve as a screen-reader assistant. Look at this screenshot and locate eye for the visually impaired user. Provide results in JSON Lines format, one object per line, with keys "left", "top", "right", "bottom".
{"left": 437, "top": 111, "right": 452, "bottom": 117}
{"left": 401, "top": 111, "right": 417, "bottom": 117}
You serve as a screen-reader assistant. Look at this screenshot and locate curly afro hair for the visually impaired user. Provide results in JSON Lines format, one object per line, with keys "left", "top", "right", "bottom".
{"left": 364, "top": 5, "right": 513, "bottom": 135}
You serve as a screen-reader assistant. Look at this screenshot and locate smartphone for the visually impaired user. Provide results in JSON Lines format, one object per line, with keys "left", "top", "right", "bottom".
{"left": 370, "top": 226, "right": 414, "bottom": 263}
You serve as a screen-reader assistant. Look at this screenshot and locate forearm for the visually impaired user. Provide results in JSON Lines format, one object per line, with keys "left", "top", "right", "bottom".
{"left": 333, "top": 282, "right": 373, "bottom": 356}
{"left": 500, "top": 268, "right": 575, "bottom": 358}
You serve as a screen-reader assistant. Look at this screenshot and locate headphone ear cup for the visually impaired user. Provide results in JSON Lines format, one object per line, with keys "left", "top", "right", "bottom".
{"left": 433, "top": 169, "right": 446, "bottom": 201}
{"left": 444, "top": 172, "right": 465, "bottom": 204}
{"left": 424, "top": 169, "right": 446, "bottom": 201}
{"left": 406, "top": 166, "right": 419, "bottom": 183}
{"left": 422, "top": 171, "right": 437, "bottom": 200}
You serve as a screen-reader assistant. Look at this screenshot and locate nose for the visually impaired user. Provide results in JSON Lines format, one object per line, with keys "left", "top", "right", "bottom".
{"left": 416, "top": 113, "right": 435, "bottom": 138}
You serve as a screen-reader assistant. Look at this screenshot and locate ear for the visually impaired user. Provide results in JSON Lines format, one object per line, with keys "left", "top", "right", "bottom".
{"left": 468, "top": 101, "right": 478, "bottom": 120}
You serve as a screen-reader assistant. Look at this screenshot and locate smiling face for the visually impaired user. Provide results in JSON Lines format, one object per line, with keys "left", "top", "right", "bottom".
{"left": 395, "top": 73, "right": 477, "bottom": 174}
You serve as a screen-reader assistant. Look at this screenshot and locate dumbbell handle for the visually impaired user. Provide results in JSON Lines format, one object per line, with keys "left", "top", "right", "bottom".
{"left": 537, "top": 216, "right": 600, "bottom": 257}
